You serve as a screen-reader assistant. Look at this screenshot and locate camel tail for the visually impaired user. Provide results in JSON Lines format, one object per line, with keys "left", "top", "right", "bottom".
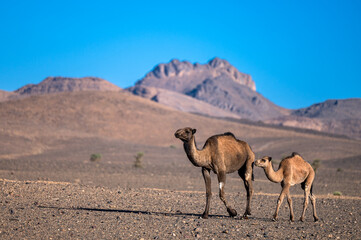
{"left": 252, "top": 162, "right": 255, "bottom": 181}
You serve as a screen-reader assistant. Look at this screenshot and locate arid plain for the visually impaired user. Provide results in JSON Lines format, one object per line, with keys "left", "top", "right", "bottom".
{"left": 1, "top": 91, "right": 361, "bottom": 239}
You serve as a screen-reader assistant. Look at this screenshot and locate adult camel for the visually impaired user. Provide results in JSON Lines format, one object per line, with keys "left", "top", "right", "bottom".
{"left": 175, "top": 127, "right": 255, "bottom": 219}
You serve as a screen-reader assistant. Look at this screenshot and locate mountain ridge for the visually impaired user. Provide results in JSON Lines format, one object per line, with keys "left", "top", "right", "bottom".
{"left": 0, "top": 58, "right": 360, "bottom": 139}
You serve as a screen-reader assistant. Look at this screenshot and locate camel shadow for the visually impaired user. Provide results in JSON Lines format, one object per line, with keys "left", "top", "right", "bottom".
{"left": 38, "top": 205, "right": 226, "bottom": 219}
{"left": 38, "top": 205, "right": 275, "bottom": 222}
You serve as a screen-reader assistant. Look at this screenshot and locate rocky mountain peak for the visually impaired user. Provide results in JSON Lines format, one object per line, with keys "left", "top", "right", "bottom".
{"left": 208, "top": 57, "right": 231, "bottom": 68}
{"left": 136, "top": 57, "right": 256, "bottom": 92}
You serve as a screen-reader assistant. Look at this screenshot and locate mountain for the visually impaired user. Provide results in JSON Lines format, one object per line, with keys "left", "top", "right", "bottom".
{"left": 136, "top": 57, "right": 256, "bottom": 92}
{"left": 0, "top": 76, "right": 121, "bottom": 102}
{"left": 130, "top": 58, "right": 289, "bottom": 121}
{"left": 265, "top": 99, "right": 361, "bottom": 139}
{"left": 128, "top": 57, "right": 360, "bottom": 139}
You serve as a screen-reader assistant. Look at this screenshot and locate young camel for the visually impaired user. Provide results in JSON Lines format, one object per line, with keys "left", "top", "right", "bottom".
{"left": 255, "top": 152, "right": 319, "bottom": 222}
{"left": 174, "top": 127, "right": 255, "bottom": 219}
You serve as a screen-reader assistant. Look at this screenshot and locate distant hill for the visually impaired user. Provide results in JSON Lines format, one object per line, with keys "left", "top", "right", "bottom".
{"left": 15, "top": 76, "right": 121, "bottom": 95}
{"left": 292, "top": 99, "right": 361, "bottom": 120}
{"left": 266, "top": 99, "right": 361, "bottom": 139}
{"left": 0, "top": 77, "right": 121, "bottom": 102}
{"left": 130, "top": 58, "right": 289, "bottom": 121}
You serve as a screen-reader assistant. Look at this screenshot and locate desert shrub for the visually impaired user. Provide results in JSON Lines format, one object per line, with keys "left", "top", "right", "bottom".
{"left": 337, "top": 168, "right": 342, "bottom": 172}
{"left": 169, "top": 145, "right": 176, "bottom": 149}
{"left": 311, "top": 159, "right": 321, "bottom": 172}
{"left": 134, "top": 152, "right": 144, "bottom": 168}
{"left": 333, "top": 191, "right": 342, "bottom": 196}
{"left": 90, "top": 153, "right": 102, "bottom": 162}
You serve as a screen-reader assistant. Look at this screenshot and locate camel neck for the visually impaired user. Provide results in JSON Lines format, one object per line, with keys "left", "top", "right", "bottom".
{"left": 183, "top": 136, "right": 209, "bottom": 168}
{"left": 264, "top": 162, "right": 284, "bottom": 183}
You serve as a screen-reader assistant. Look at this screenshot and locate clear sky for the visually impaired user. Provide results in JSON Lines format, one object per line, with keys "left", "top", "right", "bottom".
{"left": 1, "top": 0, "right": 360, "bottom": 109}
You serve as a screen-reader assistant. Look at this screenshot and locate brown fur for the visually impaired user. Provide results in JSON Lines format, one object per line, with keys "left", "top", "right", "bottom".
{"left": 255, "top": 152, "right": 319, "bottom": 222}
{"left": 174, "top": 127, "right": 255, "bottom": 219}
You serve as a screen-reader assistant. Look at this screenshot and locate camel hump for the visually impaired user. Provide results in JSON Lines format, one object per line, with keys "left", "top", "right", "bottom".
{"left": 292, "top": 152, "right": 301, "bottom": 157}
{"left": 223, "top": 132, "right": 236, "bottom": 138}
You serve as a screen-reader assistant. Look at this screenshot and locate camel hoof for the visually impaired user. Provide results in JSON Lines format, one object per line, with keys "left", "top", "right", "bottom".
{"left": 299, "top": 217, "right": 305, "bottom": 222}
{"left": 227, "top": 208, "right": 237, "bottom": 217}
{"left": 242, "top": 211, "right": 251, "bottom": 219}
{"left": 314, "top": 217, "right": 319, "bottom": 222}
{"left": 201, "top": 213, "right": 209, "bottom": 219}
{"left": 272, "top": 216, "right": 278, "bottom": 222}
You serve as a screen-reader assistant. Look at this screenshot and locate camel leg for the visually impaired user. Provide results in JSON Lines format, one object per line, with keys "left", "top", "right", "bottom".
{"left": 308, "top": 175, "right": 319, "bottom": 222}
{"left": 201, "top": 167, "right": 212, "bottom": 219}
{"left": 273, "top": 183, "right": 290, "bottom": 221}
{"left": 309, "top": 191, "right": 319, "bottom": 222}
{"left": 300, "top": 185, "right": 310, "bottom": 222}
{"left": 239, "top": 163, "right": 253, "bottom": 219}
{"left": 287, "top": 194, "right": 294, "bottom": 222}
{"left": 218, "top": 171, "right": 237, "bottom": 217}
{"left": 242, "top": 178, "right": 253, "bottom": 219}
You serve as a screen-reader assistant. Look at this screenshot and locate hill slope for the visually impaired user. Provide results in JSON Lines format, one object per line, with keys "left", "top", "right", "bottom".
{"left": 127, "top": 85, "right": 240, "bottom": 118}
{"left": 0, "top": 90, "right": 15, "bottom": 102}
{"left": 1, "top": 91, "right": 360, "bottom": 161}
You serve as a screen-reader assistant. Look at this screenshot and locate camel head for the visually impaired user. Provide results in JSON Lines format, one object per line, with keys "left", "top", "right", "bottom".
{"left": 255, "top": 156, "right": 272, "bottom": 168}
{"left": 174, "top": 127, "right": 197, "bottom": 142}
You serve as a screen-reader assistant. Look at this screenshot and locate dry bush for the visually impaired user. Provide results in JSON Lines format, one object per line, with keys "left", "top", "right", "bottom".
{"left": 134, "top": 152, "right": 144, "bottom": 168}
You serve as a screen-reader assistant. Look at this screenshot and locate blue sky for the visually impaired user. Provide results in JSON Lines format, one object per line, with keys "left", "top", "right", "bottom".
{"left": 1, "top": 0, "right": 360, "bottom": 109}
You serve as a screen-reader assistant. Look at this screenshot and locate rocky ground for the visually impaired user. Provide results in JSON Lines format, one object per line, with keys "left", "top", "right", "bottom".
{"left": 0, "top": 179, "right": 359, "bottom": 239}
{"left": 0, "top": 142, "right": 360, "bottom": 239}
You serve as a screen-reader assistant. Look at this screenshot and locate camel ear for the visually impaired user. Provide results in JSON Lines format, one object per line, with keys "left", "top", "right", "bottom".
{"left": 268, "top": 157, "right": 272, "bottom": 161}
{"left": 192, "top": 129, "right": 197, "bottom": 134}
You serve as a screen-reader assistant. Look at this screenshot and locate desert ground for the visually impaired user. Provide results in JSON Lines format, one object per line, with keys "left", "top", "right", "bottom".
{"left": 1, "top": 138, "right": 360, "bottom": 239}
{"left": 1, "top": 92, "right": 361, "bottom": 239}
